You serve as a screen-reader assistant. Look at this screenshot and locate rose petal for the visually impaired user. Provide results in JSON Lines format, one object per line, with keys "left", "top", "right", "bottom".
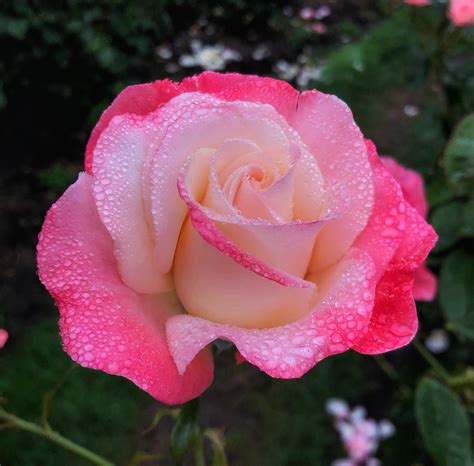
{"left": 353, "top": 141, "right": 406, "bottom": 283}
{"left": 85, "top": 80, "right": 182, "bottom": 173}
{"left": 183, "top": 71, "right": 300, "bottom": 119}
{"left": 92, "top": 114, "right": 172, "bottom": 294}
{"left": 390, "top": 201, "right": 437, "bottom": 272}
{"left": 352, "top": 270, "right": 417, "bottom": 353}
{"left": 290, "top": 91, "right": 374, "bottom": 271}
{"left": 178, "top": 166, "right": 328, "bottom": 285}
{"left": 413, "top": 266, "right": 437, "bottom": 301}
{"left": 381, "top": 156, "right": 428, "bottom": 218}
{"left": 168, "top": 248, "right": 376, "bottom": 377}
{"left": 148, "top": 92, "right": 324, "bottom": 274}
{"left": 37, "top": 174, "right": 213, "bottom": 404}
{"left": 174, "top": 219, "right": 316, "bottom": 328}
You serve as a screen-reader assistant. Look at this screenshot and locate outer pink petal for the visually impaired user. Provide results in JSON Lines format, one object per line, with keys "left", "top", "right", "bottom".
{"left": 390, "top": 200, "right": 437, "bottom": 272}
{"left": 352, "top": 270, "right": 417, "bottom": 353}
{"left": 167, "top": 248, "right": 376, "bottom": 378}
{"left": 353, "top": 141, "right": 406, "bottom": 283}
{"left": 413, "top": 266, "right": 437, "bottom": 302}
{"left": 380, "top": 156, "right": 437, "bottom": 302}
{"left": 352, "top": 204, "right": 436, "bottom": 354}
{"left": 381, "top": 156, "right": 428, "bottom": 218}
{"left": 181, "top": 71, "right": 300, "bottom": 119}
{"left": 37, "top": 174, "right": 213, "bottom": 404}
{"left": 290, "top": 90, "right": 374, "bottom": 271}
{"left": 85, "top": 80, "right": 182, "bottom": 173}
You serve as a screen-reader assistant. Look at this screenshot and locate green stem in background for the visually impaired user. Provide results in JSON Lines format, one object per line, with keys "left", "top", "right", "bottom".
{"left": 193, "top": 426, "right": 206, "bottom": 466}
{"left": 374, "top": 355, "right": 398, "bottom": 381}
{"left": 413, "top": 339, "right": 450, "bottom": 381}
{"left": 373, "top": 355, "right": 412, "bottom": 398}
{"left": 0, "top": 408, "right": 114, "bottom": 466}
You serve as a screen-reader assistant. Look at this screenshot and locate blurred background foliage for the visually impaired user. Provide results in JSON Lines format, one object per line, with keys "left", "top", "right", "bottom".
{"left": 0, "top": 0, "right": 473, "bottom": 465}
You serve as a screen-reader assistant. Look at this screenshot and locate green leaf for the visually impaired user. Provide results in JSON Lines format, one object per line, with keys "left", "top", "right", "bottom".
{"left": 127, "top": 450, "right": 161, "bottom": 466}
{"left": 443, "top": 113, "right": 474, "bottom": 195}
{"left": 439, "top": 251, "right": 474, "bottom": 340}
{"left": 461, "top": 195, "right": 474, "bottom": 237}
{"left": 170, "top": 399, "right": 199, "bottom": 465}
{"left": 430, "top": 201, "right": 465, "bottom": 252}
{"left": 415, "top": 378, "right": 472, "bottom": 466}
{"left": 426, "top": 175, "right": 456, "bottom": 208}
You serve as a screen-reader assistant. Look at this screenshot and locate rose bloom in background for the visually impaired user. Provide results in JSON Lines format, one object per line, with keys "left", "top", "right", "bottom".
{"left": 405, "top": 0, "right": 430, "bottom": 6}
{"left": 37, "top": 72, "right": 437, "bottom": 404}
{"left": 405, "top": 0, "right": 474, "bottom": 26}
{"left": 0, "top": 329, "right": 8, "bottom": 349}
{"left": 449, "top": 0, "right": 474, "bottom": 25}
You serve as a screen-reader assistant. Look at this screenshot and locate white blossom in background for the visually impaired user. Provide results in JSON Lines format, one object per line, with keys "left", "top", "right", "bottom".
{"left": 326, "top": 398, "right": 395, "bottom": 466}
{"left": 403, "top": 104, "right": 420, "bottom": 117}
{"left": 314, "top": 5, "right": 332, "bottom": 20}
{"left": 179, "top": 40, "right": 241, "bottom": 71}
{"left": 300, "top": 6, "right": 316, "bottom": 20}
{"left": 274, "top": 60, "right": 300, "bottom": 81}
{"left": 425, "top": 329, "right": 450, "bottom": 353}
{"left": 252, "top": 44, "right": 271, "bottom": 61}
{"left": 275, "top": 60, "right": 322, "bottom": 88}
{"left": 326, "top": 398, "right": 350, "bottom": 418}
{"left": 299, "top": 5, "right": 331, "bottom": 20}
{"left": 156, "top": 45, "right": 173, "bottom": 60}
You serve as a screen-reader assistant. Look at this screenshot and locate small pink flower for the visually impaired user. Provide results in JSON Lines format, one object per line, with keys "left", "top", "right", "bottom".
{"left": 0, "top": 329, "right": 8, "bottom": 349}
{"left": 38, "top": 73, "right": 437, "bottom": 403}
{"left": 449, "top": 0, "right": 474, "bottom": 25}
{"left": 405, "top": 0, "right": 431, "bottom": 5}
{"left": 328, "top": 399, "right": 394, "bottom": 466}
{"left": 381, "top": 157, "right": 437, "bottom": 301}
{"left": 300, "top": 7, "right": 315, "bottom": 20}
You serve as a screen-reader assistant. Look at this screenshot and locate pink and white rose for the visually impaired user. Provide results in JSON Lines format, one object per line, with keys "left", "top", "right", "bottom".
{"left": 37, "top": 72, "right": 437, "bottom": 404}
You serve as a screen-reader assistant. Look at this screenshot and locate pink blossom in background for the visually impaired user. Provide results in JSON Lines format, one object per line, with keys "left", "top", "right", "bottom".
{"left": 449, "top": 0, "right": 474, "bottom": 25}
{"left": 300, "top": 7, "right": 315, "bottom": 20}
{"left": 0, "top": 329, "right": 8, "bottom": 349}
{"left": 312, "top": 22, "right": 328, "bottom": 34}
{"left": 37, "top": 72, "right": 437, "bottom": 404}
{"left": 327, "top": 399, "right": 395, "bottom": 466}
{"left": 381, "top": 157, "right": 437, "bottom": 301}
{"left": 405, "top": 0, "right": 431, "bottom": 5}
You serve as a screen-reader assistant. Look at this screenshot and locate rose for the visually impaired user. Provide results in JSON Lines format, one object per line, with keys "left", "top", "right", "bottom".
{"left": 404, "top": 0, "right": 474, "bottom": 25}
{"left": 404, "top": 0, "right": 431, "bottom": 6}
{"left": 0, "top": 329, "right": 8, "bottom": 349}
{"left": 381, "top": 157, "right": 437, "bottom": 301}
{"left": 449, "top": 0, "right": 474, "bottom": 25}
{"left": 37, "top": 72, "right": 437, "bottom": 404}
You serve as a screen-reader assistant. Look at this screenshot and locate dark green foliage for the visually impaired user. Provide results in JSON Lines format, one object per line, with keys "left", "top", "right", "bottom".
{"left": 416, "top": 378, "right": 472, "bottom": 466}
{"left": 0, "top": 318, "right": 147, "bottom": 465}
